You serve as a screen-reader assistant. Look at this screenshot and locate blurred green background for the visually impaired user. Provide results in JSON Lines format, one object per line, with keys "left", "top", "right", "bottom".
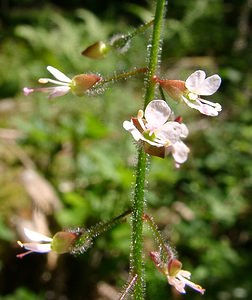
{"left": 0, "top": 0, "right": 252, "bottom": 299}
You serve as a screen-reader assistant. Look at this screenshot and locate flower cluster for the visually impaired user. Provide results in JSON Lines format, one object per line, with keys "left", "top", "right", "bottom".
{"left": 150, "top": 251, "right": 205, "bottom": 295}
{"left": 155, "top": 70, "right": 222, "bottom": 116}
{"left": 123, "top": 99, "right": 190, "bottom": 166}
{"left": 23, "top": 66, "right": 101, "bottom": 99}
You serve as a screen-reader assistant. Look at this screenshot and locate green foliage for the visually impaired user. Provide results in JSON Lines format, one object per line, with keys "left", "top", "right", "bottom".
{"left": 1, "top": 288, "right": 44, "bottom": 300}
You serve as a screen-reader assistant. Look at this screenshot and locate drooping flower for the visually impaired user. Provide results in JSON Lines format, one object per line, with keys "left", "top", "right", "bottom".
{"left": 123, "top": 99, "right": 189, "bottom": 166}
{"left": 23, "top": 66, "right": 102, "bottom": 99}
{"left": 17, "top": 228, "right": 53, "bottom": 258}
{"left": 150, "top": 251, "right": 205, "bottom": 295}
{"left": 167, "top": 259, "right": 205, "bottom": 295}
{"left": 155, "top": 70, "right": 222, "bottom": 116}
{"left": 17, "top": 228, "right": 77, "bottom": 258}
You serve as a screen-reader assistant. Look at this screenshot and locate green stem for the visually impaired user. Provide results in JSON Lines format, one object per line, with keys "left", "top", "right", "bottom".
{"left": 130, "top": 0, "right": 167, "bottom": 299}
{"left": 128, "top": 19, "right": 154, "bottom": 39}
{"left": 144, "top": 0, "right": 167, "bottom": 108}
{"left": 143, "top": 214, "right": 167, "bottom": 251}
{"left": 99, "top": 67, "right": 147, "bottom": 85}
{"left": 131, "top": 149, "right": 147, "bottom": 299}
{"left": 111, "top": 20, "right": 154, "bottom": 50}
{"left": 90, "top": 209, "right": 132, "bottom": 236}
{"left": 143, "top": 214, "right": 174, "bottom": 262}
{"left": 75, "top": 209, "right": 132, "bottom": 250}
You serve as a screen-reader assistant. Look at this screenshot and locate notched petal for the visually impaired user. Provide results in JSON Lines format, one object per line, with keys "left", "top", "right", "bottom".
{"left": 145, "top": 100, "right": 171, "bottom": 127}
{"left": 198, "top": 74, "right": 221, "bottom": 95}
{"left": 185, "top": 70, "right": 206, "bottom": 92}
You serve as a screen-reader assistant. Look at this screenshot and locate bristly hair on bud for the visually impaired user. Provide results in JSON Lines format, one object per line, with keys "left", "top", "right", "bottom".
{"left": 109, "top": 34, "right": 131, "bottom": 54}
{"left": 65, "top": 227, "right": 94, "bottom": 255}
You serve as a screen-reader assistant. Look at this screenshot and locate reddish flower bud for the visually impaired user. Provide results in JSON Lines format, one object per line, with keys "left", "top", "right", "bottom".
{"left": 157, "top": 78, "right": 186, "bottom": 102}
{"left": 71, "top": 74, "right": 102, "bottom": 96}
{"left": 174, "top": 116, "right": 183, "bottom": 123}
{"left": 168, "top": 259, "right": 182, "bottom": 276}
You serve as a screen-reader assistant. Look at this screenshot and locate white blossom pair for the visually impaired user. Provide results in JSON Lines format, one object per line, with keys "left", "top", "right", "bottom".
{"left": 156, "top": 70, "right": 222, "bottom": 116}
{"left": 123, "top": 99, "right": 190, "bottom": 166}
{"left": 23, "top": 66, "right": 101, "bottom": 99}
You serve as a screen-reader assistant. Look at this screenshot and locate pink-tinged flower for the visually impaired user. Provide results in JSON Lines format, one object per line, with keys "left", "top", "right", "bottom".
{"left": 150, "top": 252, "right": 205, "bottom": 295}
{"left": 23, "top": 66, "right": 101, "bottom": 99}
{"left": 17, "top": 228, "right": 77, "bottom": 258}
{"left": 123, "top": 100, "right": 189, "bottom": 166}
{"left": 156, "top": 70, "right": 222, "bottom": 116}
{"left": 17, "top": 228, "right": 52, "bottom": 258}
{"left": 167, "top": 259, "right": 205, "bottom": 295}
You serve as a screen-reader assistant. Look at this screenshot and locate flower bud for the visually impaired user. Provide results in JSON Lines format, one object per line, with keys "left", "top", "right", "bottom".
{"left": 81, "top": 41, "right": 109, "bottom": 59}
{"left": 109, "top": 34, "right": 131, "bottom": 53}
{"left": 154, "top": 76, "right": 186, "bottom": 102}
{"left": 71, "top": 74, "right": 102, "bottom": 96}
{"left": 51, "top": 231, "right": 77, "bottom": 254}
{"left": 168, "top": 259, "right": 182, "bottom": 276}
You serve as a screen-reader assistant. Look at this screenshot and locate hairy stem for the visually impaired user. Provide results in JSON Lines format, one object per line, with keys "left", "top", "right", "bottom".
{"left": 100, "top": 67, "right": 147, "bottom": 85}
{"left": 130, "top": 0, "right": 167, "bottom": 299}
{"left": 144, "top": 0, "right": 167, "bottom": 108}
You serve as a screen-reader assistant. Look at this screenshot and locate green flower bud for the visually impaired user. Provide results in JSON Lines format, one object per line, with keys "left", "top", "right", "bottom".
{"left": 81, "top": 41, "right": 109, "bottom": 59}
{"left": 51, "top": 231, "right": 77, "bottom": 254}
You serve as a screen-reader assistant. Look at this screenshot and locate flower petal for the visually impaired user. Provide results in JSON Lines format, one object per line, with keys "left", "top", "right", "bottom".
{"left": 145, "top": 100, "right": 171, "bottom": 127}
{"left": 179, "top": 270, "right": 191, "bottom": 279}
{"left": 179, "top": 123, "right": 189, "bottom": 139}
{"left": 21, "top": 242, "right": 52, "bottom": 253}
{"left": 48, "top": 86, "right": 71, "bottom": 99}
{"left": 196, "top": 74, "right": 221, "bottom": 96}
{"left": 24, "top": 228, "right": 52, "bottom": 242}
{"left": 171, "top": 141, "right": 190, "bottom": 164}
{"left": 185, "top": 70, "right": 206, "bottom": 94}
{"left": 47, "top": 66, "right": 72, "bottom": 83}
{"left": 168, "top": 276, "right": 186, "bottom": 294}
{"left": 156, "top": 122, "right": 185, "bottom": 144}
{"left": 177, "top": 274, "right": 205, "bottom": 295}
{"left": 182, "top": 96, "right": 220, "bottom": 116}
{"left": 123, "top": 121, "right": 142, "bottom": 141}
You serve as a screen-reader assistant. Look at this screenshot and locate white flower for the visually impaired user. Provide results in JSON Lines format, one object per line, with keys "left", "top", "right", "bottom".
{"left": 23, "top": 66, "right": 101, "bottom": 99}
{"left": 150, "top": 252, "right": 205, "bottom": 295}
{"left": 17, "top": 228, "right": 52, "bottom": 258}
{"left": 123, "top": 100, "right": 189, "bottom": 165}
{"left": 167, "top": 268, "right": 205, "bottom": 295}
{"left": 23, "top": 66, "right": 71, "bottom": 99}
{"left": 182, "top": 70, "right": 222, "bottom": 116}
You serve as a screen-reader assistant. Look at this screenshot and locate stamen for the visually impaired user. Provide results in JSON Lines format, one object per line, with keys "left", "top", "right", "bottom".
{"left": 17, "top": 241, "right": 24, "bottom": 247}
{"left": 16, "top": 250, "right": 33, "bottom": 259}
{"left": 38, "top": 78, "right": 70, "bottom": 86}
{"left": 23, "top": 87, "right": 34, "bottom": 96}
